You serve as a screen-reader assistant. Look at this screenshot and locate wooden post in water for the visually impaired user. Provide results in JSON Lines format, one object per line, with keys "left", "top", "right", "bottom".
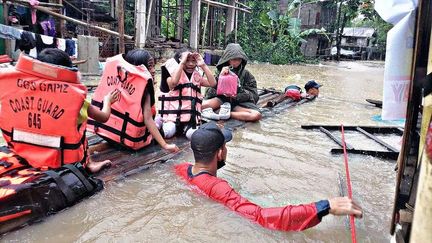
{"left": 189, "top": 0, "right": 201, "bottom": 50}
{"left": 117, "top": 0, "right": 125, "bottom": 53}
{"left": 411, "top": 11, "right": 432, "bottom": 241}
{"left": 135, "top": 0, "right": 147, "bottom": 48}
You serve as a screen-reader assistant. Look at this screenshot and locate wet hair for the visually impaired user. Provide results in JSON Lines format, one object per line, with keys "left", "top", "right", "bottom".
{"left": 124, "top": 49, "right": 153, "bottom": 69}
{"left": 37, "top": 48, "right": 72, "bottom": 68}
{"left": 174, "top": 47, "right": 193, "bottom": 63}
{"left": 124, "top": 49, "right": 156, "bottom": 109}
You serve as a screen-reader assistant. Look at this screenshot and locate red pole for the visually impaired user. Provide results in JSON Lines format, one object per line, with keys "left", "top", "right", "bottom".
{"left": 341, "top": 124, "right": 357, "bottom": 243}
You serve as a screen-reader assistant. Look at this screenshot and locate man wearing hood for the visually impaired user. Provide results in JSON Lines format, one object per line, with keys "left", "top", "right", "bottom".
{"left": 202, "top": 44, "right": 262, "bottom": 122}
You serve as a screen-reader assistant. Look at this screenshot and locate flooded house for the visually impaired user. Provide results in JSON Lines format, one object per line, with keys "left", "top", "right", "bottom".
{"left": 279, "top": 0, "right": 337, "bottom": 58}
{"left": 332, "top": 27, "right": 377, "bottom": 60}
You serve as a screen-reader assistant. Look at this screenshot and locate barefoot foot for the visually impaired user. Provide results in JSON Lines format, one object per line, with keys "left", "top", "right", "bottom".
{"left": 86, "top": 160, "right": 112, "bottom": 173}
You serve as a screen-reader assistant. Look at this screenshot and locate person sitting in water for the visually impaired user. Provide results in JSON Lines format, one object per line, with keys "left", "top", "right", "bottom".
{"left": 202, "top": 43, "right": 262, "bottom": 122}
{"left": 158, "top": 48, "right": 216, "bottom": 140}
{"left": 284, "top": 80, "right": 322, "bottom": 101}
{"left": 0, "top": 48, "right": 116, "bottom": 173}
{"left": 175, "top": 123, "right": 363, "bottom": 231}
{"left": 88, "top": 49, "right": 179, "bottom": 153}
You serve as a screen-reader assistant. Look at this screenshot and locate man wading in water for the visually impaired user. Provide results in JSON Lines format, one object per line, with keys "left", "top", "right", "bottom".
{"left": 175, "top": 123, "right": 363, "bottom": 231}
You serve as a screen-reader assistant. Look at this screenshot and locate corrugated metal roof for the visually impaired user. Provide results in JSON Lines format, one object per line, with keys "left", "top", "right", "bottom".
{"left": 342, "top": 27, "right": 375, "bottom": 38}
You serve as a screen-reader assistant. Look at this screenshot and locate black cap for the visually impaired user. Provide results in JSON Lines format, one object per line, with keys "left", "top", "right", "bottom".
{"left": 191, "top": 122, "right": 232, "bottom": 154}
{"left": 304, "top": 80, "right": 322, "bottom": 92}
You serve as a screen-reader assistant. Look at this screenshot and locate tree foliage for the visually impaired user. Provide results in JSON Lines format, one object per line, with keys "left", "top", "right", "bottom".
{"left": 234, "top": 0, "right": 326, "bottom": 64}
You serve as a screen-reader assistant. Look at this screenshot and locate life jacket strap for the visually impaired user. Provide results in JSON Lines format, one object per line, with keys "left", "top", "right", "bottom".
{"left": 174, "top": 82, "right": 201, "bottom": 93}
{"left": 91, "top": 100, "right": 145, "bottom": 127}
{"left": 44, "top": 170, "right": 77, "bottom": 204}
{"left": 63, "top": 164, "right": 94, "bottom": 192}
{"left": 87, "top": 119, "right": 151, "bottom": 143}
{"left": 158, "top": 96, "right": 203, "bottom": 103}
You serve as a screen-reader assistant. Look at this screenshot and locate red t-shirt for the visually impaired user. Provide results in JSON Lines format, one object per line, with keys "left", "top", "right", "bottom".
{"left": 175, "top": 163, "right": 326, "bottom": 231}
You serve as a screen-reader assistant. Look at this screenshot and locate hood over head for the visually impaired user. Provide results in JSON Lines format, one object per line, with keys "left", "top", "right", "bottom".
{"left": 216, "top": 43, "right": 248, "bottom": 71}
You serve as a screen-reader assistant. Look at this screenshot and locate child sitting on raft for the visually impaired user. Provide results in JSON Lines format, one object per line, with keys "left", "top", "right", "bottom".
{"left": 38, "top": 49, "right": 119, "bottom": 173}
{"left": 202, "top": 43, "right": 262, "bottom": 122}
{"left": 158, "top": 48, "right": 216, "bottom": 139}
{"left": 88, "top": 49, "right": 179, "bottom": 153}
{"left": 0, "top": 48, "right": 116, "bottom": 173}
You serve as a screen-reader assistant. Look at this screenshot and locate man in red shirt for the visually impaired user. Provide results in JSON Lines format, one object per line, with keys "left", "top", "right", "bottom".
{"left": 175, "top": 122, "right": 363, "bottom": 231}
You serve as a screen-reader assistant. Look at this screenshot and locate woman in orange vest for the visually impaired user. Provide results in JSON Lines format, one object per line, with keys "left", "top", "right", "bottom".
{"left": 159, "top": 48, "right": 216, "bottom": 139}
{"left": 0, "top": 48, "right": 117, "bottom": 173}
{"left": 124, "top": 49, "right": 179, "bottom": 152}
{"left": 88, "top": 49, "right": 179, "bottom": 152}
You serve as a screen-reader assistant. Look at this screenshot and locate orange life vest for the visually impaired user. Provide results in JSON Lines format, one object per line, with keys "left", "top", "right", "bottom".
{"left": 87, "top": 54, "right": 153, "bottom": 150}
{"left": 0, "top": 54, "right": 87, "bottom": 169}
{"left": 159, "top": 58, "right": 203, "bottom": 127}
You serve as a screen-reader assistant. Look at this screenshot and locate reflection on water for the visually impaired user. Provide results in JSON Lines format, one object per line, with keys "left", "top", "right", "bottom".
{"left": 2, "top": 61, "right": 396, "bottom": 242}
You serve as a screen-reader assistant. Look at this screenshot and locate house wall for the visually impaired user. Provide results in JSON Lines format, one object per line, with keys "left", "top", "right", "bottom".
{"left": 301, "top": 36, "right": 319, "bottom": 57}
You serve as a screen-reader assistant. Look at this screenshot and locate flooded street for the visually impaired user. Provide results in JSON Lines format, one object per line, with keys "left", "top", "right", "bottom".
{"left": 2, "top": 61, "right": 399, "bottom": 242}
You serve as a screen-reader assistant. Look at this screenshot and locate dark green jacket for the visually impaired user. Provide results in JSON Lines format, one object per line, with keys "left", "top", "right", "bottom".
{"left": 205, "top": 43, "right": 259, "bottom": 104}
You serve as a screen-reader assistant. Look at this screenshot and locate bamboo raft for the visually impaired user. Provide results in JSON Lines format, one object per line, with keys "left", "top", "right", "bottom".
{"left": 91, "top": 88, "right": 314, "bottom": 182}
{"left": 0, "top": 88, "right": 315, "bottom": 235}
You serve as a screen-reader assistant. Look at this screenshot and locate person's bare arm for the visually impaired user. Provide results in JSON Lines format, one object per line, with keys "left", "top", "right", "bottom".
{"left": 143, "top": 94, "right": 179, "bottom": 153}
{"left": 88, "top": 89, "right": 120, "bottom": 123}
{"left": 168, "top": 52, "right": 189, "bottom": 90}
{"left": 193, "top": 53, "right": 216, "bottom": 88}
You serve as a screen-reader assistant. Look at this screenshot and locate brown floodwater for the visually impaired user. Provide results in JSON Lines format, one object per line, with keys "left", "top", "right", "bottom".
{"left": 1, "top": 61, "right": 399, "bottom": 242}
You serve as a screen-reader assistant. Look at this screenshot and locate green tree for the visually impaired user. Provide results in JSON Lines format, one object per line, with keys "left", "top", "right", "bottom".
{"left": 235, "top": 0, "right": 326, "bottom": 64}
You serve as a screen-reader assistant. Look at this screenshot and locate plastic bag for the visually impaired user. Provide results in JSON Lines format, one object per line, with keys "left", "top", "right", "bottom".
{"left": 217, "top": 71, "right": 238, "bottom": 97}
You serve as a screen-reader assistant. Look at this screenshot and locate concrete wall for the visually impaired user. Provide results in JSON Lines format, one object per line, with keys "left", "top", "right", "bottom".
{"left": 77, "top": 35, "right": 100, "bottom": 74}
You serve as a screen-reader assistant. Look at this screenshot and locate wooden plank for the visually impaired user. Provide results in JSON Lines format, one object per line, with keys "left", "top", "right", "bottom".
{"left": 266, "top": 94, "right": 288, "bottom": 108}
{"left": 366, "top": 99, "right": 382, "bottom": 108}
{"left": 331, "top": 148, "right": 399, "bottom": 160}
{"left": 201, "top": 0, "right": 250, "bottom": 13}
{"left": 319, "top": 126, "right": 354, "bottom": 150}
{"left": 7, "top": 0, "right": 133, "bottom": 39}
{"left": 302, "top": 125, "right": 404, "bottom": 135}
{"left": 256, "top": 93, "right": 280, "bottom": 107}
{"left": 356, "top": 127, "right": 399, "bottom": 153}
{"left": 94, "top": 137, "right": 190, "bottom": 182}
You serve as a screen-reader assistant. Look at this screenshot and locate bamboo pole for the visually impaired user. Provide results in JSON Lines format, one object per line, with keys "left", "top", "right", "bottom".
{"left": 63, "top": 0, "right": 86, "bottom": 18}
{"left": 235, "top": 0, "right": 251, "bottom": 10}
{"left": 201, "top": 0, "right": 250, "bottom": 13}
{"left": 8, "top": 0, "right": 63, "bottom": 8}
{"left": 7, "top": 0, "right": 133, "bottom": 39}
{"left": 117, "top": 0, "right": 125, "bottom": 53}
{"left": 201, "top": 3, "right": 209, "bottom": 47}
{"left": 144, "top": 0, "right": 154, "bottom": 42}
